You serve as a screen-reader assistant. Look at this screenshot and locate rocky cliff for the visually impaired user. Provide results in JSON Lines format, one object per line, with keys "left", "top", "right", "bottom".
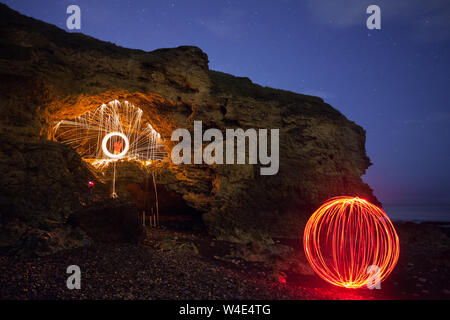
{"left": 0, "top": 4, "right": 378, "bottom": 254}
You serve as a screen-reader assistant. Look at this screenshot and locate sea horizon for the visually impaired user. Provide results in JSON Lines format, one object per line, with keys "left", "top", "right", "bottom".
{"left": 383, "top": 204, "right": 450, "bottom": 223}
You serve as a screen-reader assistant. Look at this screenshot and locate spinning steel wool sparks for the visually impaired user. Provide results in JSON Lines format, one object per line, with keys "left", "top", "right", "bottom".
{"left": 53, "top": 100, "right": 165, "bottom": 168}
{"left": 53, "top": 100, "right": 165, "bottom": 200}
{"left": 303, "top": 197, "right": 400, "bottom": 289}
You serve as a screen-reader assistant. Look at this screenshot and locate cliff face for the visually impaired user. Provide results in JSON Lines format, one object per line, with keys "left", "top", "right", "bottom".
{"left": 0, "top": 4, "right": 378, "bottom": 253}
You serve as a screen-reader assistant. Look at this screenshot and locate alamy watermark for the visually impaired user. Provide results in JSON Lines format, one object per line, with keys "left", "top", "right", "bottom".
{"left": 366, "top": 5, "right": 381, "bottom": 30}
{"left": 367, "top": 265, "right": 381, "bottom": 289}
{"left": 66, "top": 5, "right": 81, "bottom": 30}
{"left": 66, "top": 265, "right": 81, "bottom": 290}
{"left": 171, "top": 121, "right": 279, "bottom": 176}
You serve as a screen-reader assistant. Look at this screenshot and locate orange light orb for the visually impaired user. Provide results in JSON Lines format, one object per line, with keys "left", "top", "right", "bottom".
{"left": 303, "top": 197, "right": 400, "bottom": 288}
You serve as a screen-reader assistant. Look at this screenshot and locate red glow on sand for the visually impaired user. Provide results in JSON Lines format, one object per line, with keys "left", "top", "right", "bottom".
{"left": 303, "top": 197, "right": 400, "bottom": 289}
{"left": 278, "top": 275, "right": 287, "bottom": 284}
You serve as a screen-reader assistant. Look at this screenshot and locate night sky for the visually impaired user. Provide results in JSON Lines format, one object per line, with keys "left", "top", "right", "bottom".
{"left": 2, "top": 0, "right": 449, "bottom": 206}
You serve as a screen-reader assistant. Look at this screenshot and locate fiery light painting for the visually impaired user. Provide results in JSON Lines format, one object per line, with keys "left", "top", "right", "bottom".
{"left": 53, "top": 100, "right": 166, "bottom": 169}
{"left": 303, "top": 197, "right": 400, "bottom": 288}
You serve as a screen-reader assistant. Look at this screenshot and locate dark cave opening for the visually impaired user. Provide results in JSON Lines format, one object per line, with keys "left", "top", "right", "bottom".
{"left": 49, "top": 97, "right": 204, "bottom": 234}
{"left": 126, "top": 179, "right": 205, "bottom": 232}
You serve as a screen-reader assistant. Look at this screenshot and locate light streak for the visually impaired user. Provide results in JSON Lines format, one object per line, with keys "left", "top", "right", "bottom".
{"left": 303, "top": 196, "right": 400, "bottom": 288}
{"left": 53, "top": 100, "right": 166, "bottom": 169}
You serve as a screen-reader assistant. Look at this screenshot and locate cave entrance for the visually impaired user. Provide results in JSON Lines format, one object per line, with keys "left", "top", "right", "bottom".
{"left": 51, "top": 98, "right": 203, "bottom": 231}
{"left": 126, "top": 180, "right": 204, "bottom": 232}
{"left": 52, "top": 100, "right": 166, "bottom": 196}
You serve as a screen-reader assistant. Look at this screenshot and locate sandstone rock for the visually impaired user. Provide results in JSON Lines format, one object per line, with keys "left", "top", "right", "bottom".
{"left": 0, "top": 4, "right": 379, "bottom": 253}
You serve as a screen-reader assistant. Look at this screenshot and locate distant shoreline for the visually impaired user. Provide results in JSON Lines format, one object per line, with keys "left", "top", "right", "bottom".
{"left": 393, "top": 220, "right": 450, "bottom": 227}
{"left": 384, "top": 205, "right": 450, "bottom": 223}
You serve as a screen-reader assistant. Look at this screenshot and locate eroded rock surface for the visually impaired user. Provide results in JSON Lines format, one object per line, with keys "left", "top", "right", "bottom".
{"left": 0, "top": 4, "right": 378, "bottom": 254}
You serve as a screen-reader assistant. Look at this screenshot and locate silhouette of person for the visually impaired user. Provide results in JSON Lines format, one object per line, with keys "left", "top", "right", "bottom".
{"left": 113, "top": 140, "right": 122, "bottom": 155}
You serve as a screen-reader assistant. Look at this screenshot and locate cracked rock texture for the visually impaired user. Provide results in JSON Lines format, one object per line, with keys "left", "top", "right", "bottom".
{"left": 0, "top": 4, "right": 378, "bottom": 254}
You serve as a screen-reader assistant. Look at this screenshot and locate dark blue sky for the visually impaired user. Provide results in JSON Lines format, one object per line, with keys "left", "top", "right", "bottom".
{"left": 3, "top": 0, "right": 450, "bottom": 205}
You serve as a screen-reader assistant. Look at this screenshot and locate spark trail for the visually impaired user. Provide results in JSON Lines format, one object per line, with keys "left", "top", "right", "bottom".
{"left": 53, "top": 100, "right": 165, "bottom": 168}
{"left": 53, "top": 100, "right": 165, "bottom": 203}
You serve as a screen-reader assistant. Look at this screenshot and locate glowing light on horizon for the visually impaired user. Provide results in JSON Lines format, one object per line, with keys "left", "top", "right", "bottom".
{"left": 303, "top": 196, "right": 400, "bottom": 289}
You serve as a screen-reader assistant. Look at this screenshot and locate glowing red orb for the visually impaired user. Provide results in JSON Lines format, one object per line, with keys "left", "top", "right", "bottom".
{"left": 303, "top": 197, "right": 400, "bottom": 288}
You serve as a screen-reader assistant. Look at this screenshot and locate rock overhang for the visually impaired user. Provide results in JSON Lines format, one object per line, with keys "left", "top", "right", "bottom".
{"left": 0, "top": 4, "right": 379, "bottom": 252}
